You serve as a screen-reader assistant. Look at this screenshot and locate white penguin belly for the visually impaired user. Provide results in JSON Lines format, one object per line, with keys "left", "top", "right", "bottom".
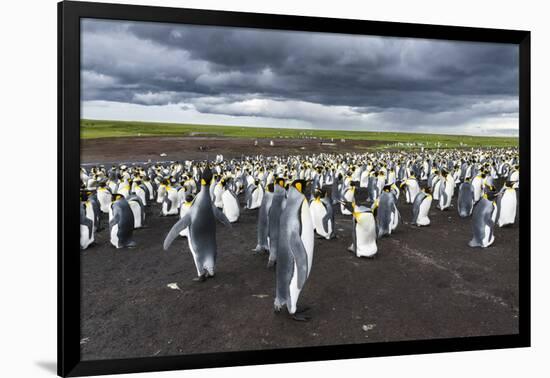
{"left": 250, "top": 188, "right": 263, "bottom": 209}
{"left": 310, "top": 201, "right": 328, "bottom": 237}
{"left": 301, "top": 200, "right": 314, "bottom": 277}
{"left": 222, "top": 191, "right": 240, "bottom": 222}
{"left": 214, "top": 185, "right": 224, "bottom": 208}
{"left": 433, "top": 181, "right": 441, "bottom": 200}
{"left": 355, "top": 213, "right": 377, "bottom": 257}
{"left": 482, "top": 205, "right": 497, "bottom": 247}
{"left": 129, "top": 202, "right": 142, "bottom": 228}
{"left": 498, "top": 191, "right": 517, "bottom": 227}
{"left": 417, "top": 197, "right": 432, "bottom": 225}
{"left": 80, "top": 225, "right": 94, "bottom": 249}
{"left": 110, "top": 224, "right": 119, "bottom": 248}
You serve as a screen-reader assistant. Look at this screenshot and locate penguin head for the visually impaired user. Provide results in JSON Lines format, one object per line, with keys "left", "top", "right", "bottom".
{"left": 266, "top": 183, "right": 275, "bottom": 193}
{"left": 313, "top": 188, "right": 323, "bottom": 200}
{"left": 111, "top": 193, "right": 124, "bottom": 202}
{"left": 423, "top": 187, "right": 432, "bottom": 195}
{"left": 200, "top": 167, "right": 213, "bottom": 186}
{"left": 185, "top": 194, "right": 195, "bottom": 203}
{"left": 275, "top": 177, "right": 285, "bottom": 187}
{"left": 383, "top": 184, "right": 392, "bottom": 192}
{"left": 291, "top": 179, "right": 307, "bottom": 193}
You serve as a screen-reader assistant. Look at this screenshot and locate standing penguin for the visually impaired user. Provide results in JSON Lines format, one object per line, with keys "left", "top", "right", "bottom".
{"left": 412, "top": 188, "right": 433, "bottom": 226}
{"left": 267, "top": 178, "right": 287, "bottom": 268}
{"left": 457, "top": 179, "right": 475, "bottom": 217}
{"left": 221, "top": 181, "right": 240, "bottom": 223}
{"left": 163, "top": 167, "right": 231, "bottom": 281}
{"left": 274, "top": 180, "right": 314, "bottom": 321}
{"left": 340, "top": 182, "right": 356, "bottom": 215}
{"left": 254, "top": 183, "right": 274, "bottom": 253}
{"left": 80, "top": 202, "right": 95, "bottom": 250}
{"left": 468, "top": 193, "right": 497, "bottom": 248}
{"left": 127, "top": 195, "right": 145, "bottom": 229}
{"left": 161, "top": 182, "right": 180, "bottom": 216}
{"left": 310, "top": 189, "right": 335, "bottom": 240}
{"left": 376, "top": 185, "right": 400, "bottom": 237}
{"left": 97, "top": 182, "right": 112, "bottom": 213}
{"left": 109, "top": 194, "right": 136, "bottom": 249}
{"left": 245, "top": 180, "right": 264, "bottom": 210}
{"left": 496, "top": 181, "right": 517, "bottom": 227}
{"left": 344, "top": 202, "right": 377, "bottom": 258}
{"left": 401, "top": 176, "right": 420, "bottom": 204}
{"left": 438, "top": 170, "right": 454, "bottom": 211}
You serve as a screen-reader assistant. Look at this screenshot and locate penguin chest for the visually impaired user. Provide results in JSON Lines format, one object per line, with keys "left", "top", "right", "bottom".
{"left": 417, "top": 197, "right": 432, "bottom": 225}
{"left": 128, "top": 201, "right": 142, "bottom": 228}
{"left": 213, "top": 185, "right": 224, "bottom": 207}
{"left": 482, "top": 204, "right": 497, "bottom": 246}
{"left": 498, "top": 190, "right": 517, "bottom": 226}
{"left": 80, "top": 224, "right": 94, "bottom": 249}
{"left": 355, "top": 213, "right": 377, "bottom": 257}
{"left": 251, "top": 188, "right": 263, "bottom": 209}
{"left": 110, "top": 223, "right": 120, "bottom": 248}
{"left": 222, "top": 191, "right": 240, "bottom": 222}
{"left": 300, "top": 200, "right": 314, "bottom": 277}
{"left": 310, "top": 201, "right": 328, "bottom": 235}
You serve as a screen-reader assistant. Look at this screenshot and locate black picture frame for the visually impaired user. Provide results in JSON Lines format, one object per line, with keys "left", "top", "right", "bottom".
{"left": 58, "top": 1, "right": 531, "bottom": 376}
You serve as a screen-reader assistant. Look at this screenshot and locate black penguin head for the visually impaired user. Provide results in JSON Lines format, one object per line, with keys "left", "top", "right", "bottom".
{"left": 291, "top": 180, "right": 306, "bottom": 193}
{"left": 383, "top": 184, "right": 392, "bottom": 192}
{"left": 423, "top": 187, "right": 432, "bottom": 195}
{"left": 111, "top": 193, "right": 124, "bottom": 202}
{"left": 266, "top": 183, "right": 275, "bottom": 193}
{"left": 200, "top": 167, "right": 213, "bottom": 186}
{"left": 275, "top": 177, "right": 285, "bottom": 187}
{"left": 313, "top": 188, "right": 323, "bottom": 199}
{"left": 185, "top": 194, "right": 195, "bottom": 203}
{"left": 340, "top": 200, "right": 355, "bottom": 213}
{"left": 504, "top": 180, "right": 514, "bottom": 188}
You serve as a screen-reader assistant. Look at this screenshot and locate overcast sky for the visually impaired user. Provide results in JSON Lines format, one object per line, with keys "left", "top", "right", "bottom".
{"left": 81, "top": 19, "right": 519, "bottom": 136}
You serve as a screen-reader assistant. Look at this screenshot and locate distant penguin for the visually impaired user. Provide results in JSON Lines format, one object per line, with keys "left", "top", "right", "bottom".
{"left": 471, "top": 173, "right": 483, "bottom": 202}
{"left": 401, "top": 176, "right": 420, "bottom": 204}
{"left": 438, "top": 171, "right": 454, "bottom": 211}
{"left": 457, "top": 179, "right": 475, "bottom": 217}
{"left": 496, "top": 181, "right": 517, "bottom": 227}
{"left": 340, "top": 183, "right": 356, "bottom": 215}
{"left": 274, "top": 180, "right": 314, "bottom": 321}
{"left": 213, "top": 178, "right": 225, "bottom": 208}
{"left": 163, "top": 168, "right": 231, "bottom": 281}
{"left": 267, "top": 178, "right": 287, "bottom": 268}
{"left": 221, "top": 182, "right": 240, "bottom": 223}
{"left": 246, "top": 180, "right": 264, "bottom": 210}
{"left": 376, "top": 185, "right": 400, "bottom": 237}
{"left": 310, "top": 189, "right": 335, "bottom": 240}
{"left": 178, "top": 194, "right": 194, "bottom": 238}
{"left": 127, "top": 195, "right": 145, "bottom": 229}
{"left": 80, "top": 202, "right": 95, "bottom": 250}
{"left": 109, "top": 194, "right": 136, "bottom": 249}
{"left": 412, "top": 188, "right": 432, "bottom": 226}
{"left": 468, "top": 194, "right": 497, "bottom": 248}
{"left": 97, "top": 182, "right": 112, "bottom": 213}
{"left": 254, "top": 183, "right": 274, "bottom": 253}
{"left": 161, "top": 183, "right": 179, "bottom": 216}
{"left": 344, "top": 202, "right": 377, "bottom": 258}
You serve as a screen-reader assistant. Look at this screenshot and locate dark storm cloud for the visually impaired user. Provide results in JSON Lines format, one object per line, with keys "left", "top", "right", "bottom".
{"left": 81, "top": 18, "right": 519, "bottom": 134}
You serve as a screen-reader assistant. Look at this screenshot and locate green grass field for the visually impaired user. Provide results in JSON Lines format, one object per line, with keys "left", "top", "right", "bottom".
{"left": 81, "top": 119, "right": 518, "bottom": 149}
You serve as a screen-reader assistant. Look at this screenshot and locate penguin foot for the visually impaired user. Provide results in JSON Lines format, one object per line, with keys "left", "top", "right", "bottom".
{"left": 192, "top": 275, "right": 207, "bottom": 282}
{"left": 295, "top": 306, "right": 311, "bottom": 314}
{"left": 291, "top": 313, "right": 311, "bottom": 322}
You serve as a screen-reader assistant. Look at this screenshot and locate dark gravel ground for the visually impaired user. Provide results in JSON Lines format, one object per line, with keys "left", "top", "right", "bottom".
{"left": 80, "top": 182, "right": 519, "bottom": 361}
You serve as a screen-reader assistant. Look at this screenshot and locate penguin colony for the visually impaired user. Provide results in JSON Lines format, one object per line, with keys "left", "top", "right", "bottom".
{"left": 80, "top": 147, "right": 519, "bottom": 321}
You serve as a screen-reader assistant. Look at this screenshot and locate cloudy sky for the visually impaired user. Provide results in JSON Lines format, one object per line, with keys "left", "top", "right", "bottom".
{"left": 81, "top": 19, "right": 519, "bottom": 136}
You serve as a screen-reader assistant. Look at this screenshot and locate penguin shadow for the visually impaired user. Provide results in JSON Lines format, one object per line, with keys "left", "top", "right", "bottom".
{"left": 35, "top": 361, "right": 56, "bottom": 374}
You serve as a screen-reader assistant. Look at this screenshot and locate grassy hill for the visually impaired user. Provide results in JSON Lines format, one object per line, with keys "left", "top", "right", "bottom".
{"left": 81, "top": 119, "right": 518, "bottom": 149}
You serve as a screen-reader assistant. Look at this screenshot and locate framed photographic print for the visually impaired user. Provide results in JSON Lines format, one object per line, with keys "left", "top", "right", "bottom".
{"left": 58, "top": 1, "right": 530, "bottom": 376}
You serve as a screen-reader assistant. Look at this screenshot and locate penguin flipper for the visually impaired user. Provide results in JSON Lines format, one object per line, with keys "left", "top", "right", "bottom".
{"left": 289, "top": 233, "right": 308, "bottom": 290}
{"left": 212, "top": 204, "right": 232, "bottom": 227}
{"left": 164, "top": 214, "right": 191, "bottom": 250}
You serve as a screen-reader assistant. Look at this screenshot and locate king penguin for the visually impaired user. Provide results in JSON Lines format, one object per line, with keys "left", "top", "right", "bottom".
{"left": 274, "top": 180, "right": 314, "bottom": 321}
{"left": 163, "top": 167, "right": 231, "bottom": 281}
{"left": 496, "top": 181, "right": 517, "bottom": 227}
{"left": 267, "top": 178, "right": 287, "bottom": 268}
{"left": 254, "top": 183, "right": 274, "bottom": 253}
{"left": 310, "top": 188, "right": 335, "bottom": 240}
{"left": 344, "top": 202, "right": 377, "bottom": 258}
{"left": 468, "top": 192, "right": 497, "bottom": 248}
{"left": 109, "top": 193, "right": 136, "bottom": 249}
{"left": 376, "top": 185, "right": 400, "bottom": 237}
{"left": 457, "top": 179, "right": 475, "bottom": 217}
{"left": 412, "top": 188, "right": 432, "bottom": 226}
